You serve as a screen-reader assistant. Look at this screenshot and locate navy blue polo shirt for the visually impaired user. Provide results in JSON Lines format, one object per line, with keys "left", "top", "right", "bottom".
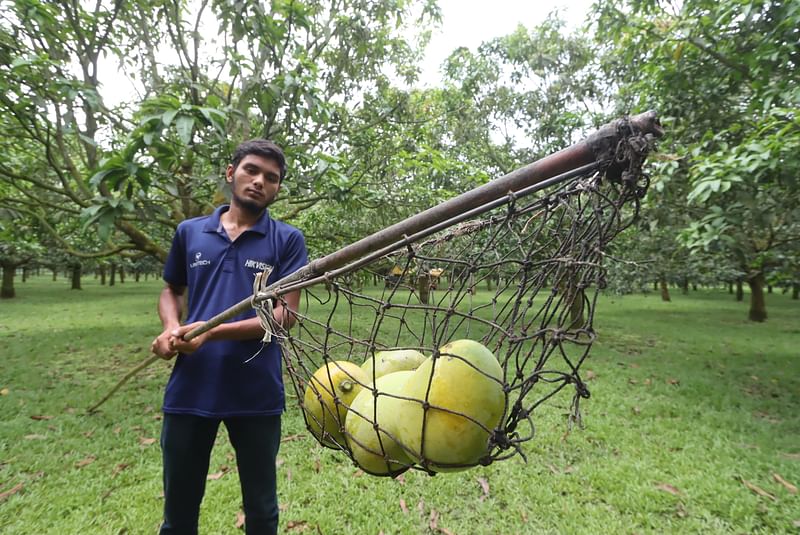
{"left": 161, "top": 205, "right": 308, "bottom": 417}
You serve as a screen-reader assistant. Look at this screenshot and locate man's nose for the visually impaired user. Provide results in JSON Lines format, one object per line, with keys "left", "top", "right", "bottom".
{"left": 251, "top": 173, "right": 266, "bottom": 188}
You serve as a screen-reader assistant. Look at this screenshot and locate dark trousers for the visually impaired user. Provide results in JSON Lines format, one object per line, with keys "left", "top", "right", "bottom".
{"left": 159, "top": 413, "right": 281, "bottom": 535}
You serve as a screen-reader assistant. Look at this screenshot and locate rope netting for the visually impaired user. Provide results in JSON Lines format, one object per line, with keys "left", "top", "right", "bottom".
{"left": 262, "top": 118, "right": 658, "bottom": 476}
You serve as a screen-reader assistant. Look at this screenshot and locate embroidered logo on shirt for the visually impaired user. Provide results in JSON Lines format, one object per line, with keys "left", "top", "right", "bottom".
{"left": 190, "top": 251, "right": 212, "bottom": 268}
{"left": 245, "top": 259, "right": 272, "bottom": 271}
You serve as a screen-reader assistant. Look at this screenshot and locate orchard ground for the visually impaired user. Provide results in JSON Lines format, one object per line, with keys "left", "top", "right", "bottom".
{"left": 0, "top": 277, "right": 798, "bottom": 534}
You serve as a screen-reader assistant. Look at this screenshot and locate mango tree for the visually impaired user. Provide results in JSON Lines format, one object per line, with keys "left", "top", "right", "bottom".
{"left": 595, "top": 0, "right": 800, "bottom": 321}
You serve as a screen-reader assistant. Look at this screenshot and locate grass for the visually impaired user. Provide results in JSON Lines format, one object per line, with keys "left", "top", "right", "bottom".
{"left": 0, "top": 276, "right": 798, "bottom": 534}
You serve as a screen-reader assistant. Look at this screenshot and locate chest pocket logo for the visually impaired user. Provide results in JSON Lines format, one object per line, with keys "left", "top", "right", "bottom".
{"left": 190, "top": 251, "right": 212, "bottom": 268}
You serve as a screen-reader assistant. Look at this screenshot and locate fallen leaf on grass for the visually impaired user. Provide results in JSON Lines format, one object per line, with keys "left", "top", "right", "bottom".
{"left": 281, "top": 433, "right": 305, "bottom": 443}
{"left": 112, "top": 463, "right": 130, "bottom": 478}
{"left": 286, "top": 520, "right": 308, "bottom": 532}
{"left": 75, "top": 455, "right": 97, "bottom": 468}
{"left": 394, "top": 473, "right": 405, "bottom": 484}
{"left": 656, "top": 483, "right": 682, "bottom": 496}
{"left": 139, "top": 437, "right": 157, "bottom": 447}
{"left": 741, "top": 479, "right": 776, "bottom": 501}
{"left": 780, "top": 452, "right": 800, "bottom": 460}
{"left": 279, "top": 503, "right": 289, "bottom": 512}
{"left": 584, "top": 370, "right": 597, "bottom": 381}
{"left": 0, "top": 483, "right": 23, "bottom": 502}
{"left": 83, "top": 430, "right": 94, "bottom": 438}
{"left": 476, "top": 477, "right": 490, "bottom": 501}
{"left": 286, "top": 467, "right": 292, "bottom": 482}
{"left": 429, "top": 509, "right": 439, "bottom": 530}
{"left": 30, "top": 415, "right": 53, "bottom": 421}
{"left": 644, "top": 378, "right": 652, "bottom": 386}
{"left": 24, "top": 434, "right": 46, "bottom": 440}
{"left": 632, "top": 406, "right": 641, "bottom": 415}
{"left": 793, "top": 520, "right": 800, "bottom": 528}
{"left": 235, "top": 510, "right": 245, "bottom": 529}
{"left": 276, "top": 457, "right": 285, "bottom": 468}
{"left": 773, "top": 473, "right": 798, "bottom": 494}
{"left": 1, "top": 388, "right": 9, "bottom": 396}
{"left": 314, "top": 459, "right": 321, "bottom": 473}
{"left": 399, "top": 498, "right": 408, "bottom": 514}
{"left": 353, "top": 469, "right": 364, "bottom": 477}
{"left": 207, "top": 466, "right": 231, "bottom": 480}
{"left": 521, "top": 511, "right": 528, "bottom": 523}
{"left": 667, "top": 378, "right": 680, "bottom": 386}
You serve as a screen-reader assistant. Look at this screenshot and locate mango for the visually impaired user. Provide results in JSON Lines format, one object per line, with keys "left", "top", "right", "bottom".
{"left": 361, "top": 349, "right": 426, "bottom": 380}
{"left": 303, "top": 361, "right": 367, "bottom": 448}
{"left": 345, "top": 370, "right": 414, "bottom": 476}
{"left": 394, "top": 339, "right": 505, "bottom": 472}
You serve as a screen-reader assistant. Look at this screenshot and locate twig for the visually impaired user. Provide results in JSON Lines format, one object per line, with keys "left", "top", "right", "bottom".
{"left": 87, "top": 354, "right": 161, "bottom": 414}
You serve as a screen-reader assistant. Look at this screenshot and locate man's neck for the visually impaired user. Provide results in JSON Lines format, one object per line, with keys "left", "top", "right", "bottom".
{"left": 220, "top": 203, "right": 265, "bottom": 242}
{"left": 223, "top": 202, "right": 264, "bottom": 227}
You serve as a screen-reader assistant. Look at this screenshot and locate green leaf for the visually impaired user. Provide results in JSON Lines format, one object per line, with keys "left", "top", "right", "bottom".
{"left": 175, "top": 115, "right": 194, "bottom": 145}
{"left": 162, "top": 109, "right": 179, "bottom": 127}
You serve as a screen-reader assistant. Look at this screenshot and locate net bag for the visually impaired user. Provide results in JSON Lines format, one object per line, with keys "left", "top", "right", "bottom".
{"left": 258, "top": 113, "right": 661, "bottom": 476}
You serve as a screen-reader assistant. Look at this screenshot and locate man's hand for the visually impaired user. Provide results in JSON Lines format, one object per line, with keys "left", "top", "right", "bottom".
{"left": 169, "top": 321, "right": 212, "bottom": 354}
{"left": 151, "top": 327, "right": 179, "bottom": 360}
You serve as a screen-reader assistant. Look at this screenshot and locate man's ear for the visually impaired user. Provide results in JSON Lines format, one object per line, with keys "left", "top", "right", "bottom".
{"left": 225, "top": 164, "right": 234, "bottom": 183}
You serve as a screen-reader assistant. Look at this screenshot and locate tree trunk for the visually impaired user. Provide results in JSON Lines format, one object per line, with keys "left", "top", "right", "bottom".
{"left": 110, "top": 264, "right": 116, "bottom": 286}
{"left": 692, "top": 283, "right": 697, "bottom": 291}
{"left": 119, "top": 266, "right": 125, "bottom": 283}
{"left": 135, "top": 270, "right": 141, "bottom": 282}
{"left": 767, "top": 285, "right": 772, "bottom": 294}
{"left": 728, "top": 282, "right": 733, "bottom": 294}
{"left": 680, "top": 276, "right": 688, "bottom": 295}
{"left": 793, "top": 283, "right": 799, "bottom": 300}
{"left": 22, "top": 267, "right": 28, "bottom": 282}
{"left": 417, "top": 274, "right": 430, "bottom": 305}
{"left": 52, "top": 268, "right": 57, "bottom": 281}
{"left": 654, "top": 280, "right": 658, "bottom": 291}
{"left": 735, "top": 279, "right": 743, "bottom": 302}
{"left": 100, "top": 265, "right": 107, "bottom": 285}
{"left": 659, "top": 277, "right": 671, "bottom": 302}
{"left": 747, "top": 272, "right": 767, "bottom": 322}
{"left": 1, "top": 264, "right": 15, "bottom": 298}
{"left": 71, "top": 264, "right": 82, "bottom": 290}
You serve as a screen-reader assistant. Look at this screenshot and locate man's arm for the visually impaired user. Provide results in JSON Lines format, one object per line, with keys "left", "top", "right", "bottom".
{"left": 151, "top": 283, "right": 185, "bottom": 359}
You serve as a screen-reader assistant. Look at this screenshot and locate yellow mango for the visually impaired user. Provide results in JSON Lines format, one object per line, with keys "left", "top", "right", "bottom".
{"left": 395, "top": 339, "right": 505, "bottom": 472}
{"left": 345, "top": 370, "right": 414, "bottom": 476}
{"left": 303, "top": 361, "right": 367, "bottom": 448}
{"left": 361, "top": 349, "right": 427, "bottom": 380}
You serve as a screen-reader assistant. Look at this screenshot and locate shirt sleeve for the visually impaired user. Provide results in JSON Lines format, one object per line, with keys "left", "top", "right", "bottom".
{"left": 276, "top": 229, "right": 308, "bottom": 281}
{"left": 162, "top": 225, "right": 188, "bottom": 287}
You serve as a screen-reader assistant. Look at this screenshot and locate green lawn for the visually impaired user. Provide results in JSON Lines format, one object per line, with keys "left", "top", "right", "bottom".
{"left": 1, "top": 277, "right": 798, "bottom": 534}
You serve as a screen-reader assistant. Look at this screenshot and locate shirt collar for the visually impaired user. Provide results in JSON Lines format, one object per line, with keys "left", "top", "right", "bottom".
{"left": 202, "top": 205, "right": 271, "bottom": 236}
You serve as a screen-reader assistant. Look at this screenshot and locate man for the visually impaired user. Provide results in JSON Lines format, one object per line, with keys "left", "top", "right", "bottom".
{"left": 151, "top": 139, "right": 308, "bottom": 534}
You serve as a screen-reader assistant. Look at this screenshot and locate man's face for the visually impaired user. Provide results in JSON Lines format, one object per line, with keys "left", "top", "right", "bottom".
{"left": 226, "top": 154, "right": 282, "bottom": 215}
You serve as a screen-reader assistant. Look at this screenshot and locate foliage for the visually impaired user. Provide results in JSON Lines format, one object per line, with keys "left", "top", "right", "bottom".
{"left": 594, "top": 0, "right": 800, "bottom": 319}
{"left": 0, "top": 0, "right": 442, "bottom": 262}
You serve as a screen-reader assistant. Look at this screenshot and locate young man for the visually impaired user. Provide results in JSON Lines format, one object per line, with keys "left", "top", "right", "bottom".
{"left": 150, "top": 140, "right": 308, "bottom": 535}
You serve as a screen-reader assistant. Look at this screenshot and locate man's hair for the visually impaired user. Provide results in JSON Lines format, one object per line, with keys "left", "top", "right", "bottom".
{"left": 231, "top": 139, "right": 287, "bottom": 181}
